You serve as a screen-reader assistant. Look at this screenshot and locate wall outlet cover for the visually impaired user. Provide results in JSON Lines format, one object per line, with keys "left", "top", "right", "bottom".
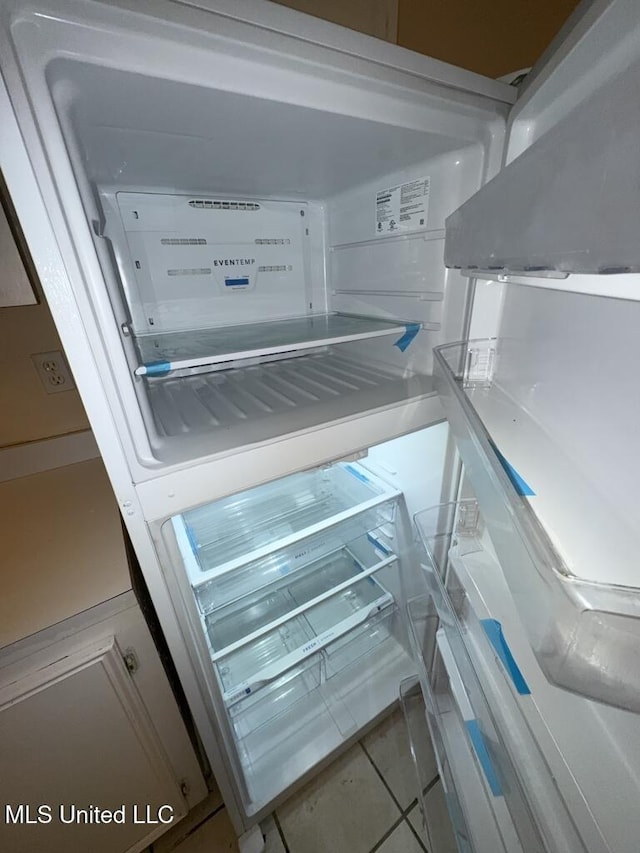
{"left": 31, "top": 350, "right": 76, "bottom": 394}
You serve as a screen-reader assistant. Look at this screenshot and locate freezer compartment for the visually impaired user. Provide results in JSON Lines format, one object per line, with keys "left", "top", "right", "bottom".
{"left": 111, "top": 187, "right": 434, "bottom": 462}
{"left": 434, "top": 338, "right": 640, "bottom": 712}
{"left": 228, "top": 606, "right": 414, "bottom": 810}
{"left": 407, "top": 595, "right": 523, "bottom": 853}
{"left": 143, "top": 351, "right": 434, "bottom": 460}
{"left": 399, "top": 677, "right": 461, "bottom": 853}
{"left": 176, "top": 461, "right": 399, "bottom": 584}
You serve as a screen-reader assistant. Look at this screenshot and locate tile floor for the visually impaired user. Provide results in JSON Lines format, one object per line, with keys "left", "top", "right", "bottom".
{"left": 151, "top": 707, "right": 457, "bottom": 853}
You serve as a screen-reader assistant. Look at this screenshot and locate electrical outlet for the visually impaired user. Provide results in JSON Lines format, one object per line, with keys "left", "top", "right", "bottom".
{"left": 31, "top": 350, "right": 76, "bottom": 394}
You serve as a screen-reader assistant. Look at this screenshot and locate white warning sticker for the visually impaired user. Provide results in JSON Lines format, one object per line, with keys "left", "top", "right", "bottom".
{"left": 375, "top": 176, "right": 430, "bottom": 237}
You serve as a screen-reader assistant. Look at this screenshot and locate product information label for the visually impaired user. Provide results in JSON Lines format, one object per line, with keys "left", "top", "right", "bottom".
{"left": 375, "top": 176, "right": 430, "bottom": 237}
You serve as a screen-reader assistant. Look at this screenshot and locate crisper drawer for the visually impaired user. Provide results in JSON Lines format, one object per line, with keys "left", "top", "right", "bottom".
{"left": 228, "top": 605, "right": 411, "bottom": 805}
{"left": 212, "top": 550, "right": 397, "bottom": 706}
{"left": 407, "top": 589, "right": 537, "bottom": 853}
{"left": 174, "top": 461, "right": 399, "bottom": 585}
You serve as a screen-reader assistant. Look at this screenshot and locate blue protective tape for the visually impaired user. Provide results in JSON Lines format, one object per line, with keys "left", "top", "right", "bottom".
{"left": 393, "top": 323, "right": 421, "bottom": 352}
{"left": 465, "top": 719, "right": 503, "bottom": 796}
{"left": 144, "top": 361, "right": 172, "bottom": 377}
{"left": 367, "top": 532, "right": 391, "bottom": 556}
{"left": 480, "top": 618, "right": 531, "bottom": 695}
{"left": 490, "top": 441, "right": 535, "bottom": 496}
{"left": 345, "top": 464, "right": 371, "bottom": 485}
{"left": 225, "top": 277, "right": 250, "bottom": 287}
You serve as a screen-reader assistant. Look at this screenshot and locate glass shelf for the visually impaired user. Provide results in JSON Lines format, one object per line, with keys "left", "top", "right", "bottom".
{"left": 174, "top": 461, "right": 399, "bottom": 585}
{"left": 434, "top": 338, "right": 640, "bottom": 713}
{"left": 213, "top": 568, "right": 394, "bottom": 706}
{"left": 193, "top": 521, "right": 395, "bottom": 616}
{"left": 133, "top": 312, "right": 418, "bottom": 375}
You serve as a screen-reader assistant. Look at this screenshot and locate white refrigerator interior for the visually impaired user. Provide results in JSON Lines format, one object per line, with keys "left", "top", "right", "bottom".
{"left": 2, "top": 0, "right": 640, "bottom": 849}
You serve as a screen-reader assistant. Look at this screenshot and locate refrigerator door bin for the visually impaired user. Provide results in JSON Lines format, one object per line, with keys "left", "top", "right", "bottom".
{"left": 400, "top": 676, "right": 468, "bottom": 853}
{"left": 415, "top": 500, "right": 589, "bottom": 852}
{"left": 407, "top": 594, "right": 515, "bottom": 853}
{"left": 445, "top": 556, "right": 591, "bottom": 853}
{"left": 434, "top": 338, "right": 640, "bottom": 712}
{"left": 174, "top": 461, "right": 399, "bottom": 584}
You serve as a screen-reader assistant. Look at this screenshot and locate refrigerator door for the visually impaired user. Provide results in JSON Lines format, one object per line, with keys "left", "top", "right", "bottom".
{"left": 445, "top": 0, "right": 640, "bottom": 288}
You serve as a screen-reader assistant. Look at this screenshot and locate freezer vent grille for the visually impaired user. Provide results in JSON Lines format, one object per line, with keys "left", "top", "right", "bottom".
{"left": 167, "top": 268, "right": 212, "bottom": 277}
{"left": 188, "top": 199, "right": 261, "bottom": 212}
{"left": 161, "top": 237, "right": 207, "bottom": 246}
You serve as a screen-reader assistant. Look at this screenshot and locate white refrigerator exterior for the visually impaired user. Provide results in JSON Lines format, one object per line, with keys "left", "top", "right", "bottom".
{"left": 2, "top": 0, "right": 640, "bottom": 849}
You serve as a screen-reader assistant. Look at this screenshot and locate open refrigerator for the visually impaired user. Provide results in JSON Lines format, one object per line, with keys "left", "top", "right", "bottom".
{"left": 2, "top": 0, "right": 640, "bottom": 849}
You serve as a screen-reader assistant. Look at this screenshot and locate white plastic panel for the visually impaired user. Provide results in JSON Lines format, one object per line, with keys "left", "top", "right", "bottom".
{"left": 445, "top": 1, "right": 640, "bottom": 280}
{"left": 112, "top": 192, "right": 308, "bottom": 334}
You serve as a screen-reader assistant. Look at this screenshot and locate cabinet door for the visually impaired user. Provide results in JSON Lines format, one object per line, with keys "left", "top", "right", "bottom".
{"left": 0, "top": 636, "right": 187, "bottom": 853}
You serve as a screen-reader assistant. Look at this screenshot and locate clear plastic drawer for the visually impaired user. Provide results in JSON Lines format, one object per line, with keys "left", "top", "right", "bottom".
{"left": 174, "top": 461, "right": 399, "bottom": 585}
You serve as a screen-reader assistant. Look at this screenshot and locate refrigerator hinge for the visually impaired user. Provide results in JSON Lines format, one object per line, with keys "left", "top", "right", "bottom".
{"left": 122, "top": 648, "right": 139, "bottom": 675}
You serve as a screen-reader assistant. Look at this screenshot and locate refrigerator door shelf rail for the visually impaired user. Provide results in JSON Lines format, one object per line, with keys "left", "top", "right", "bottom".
{"left": 444, "top": 550, "right": 594, "bottom": 853}
{"left": 133, "top": 313, "right": 422, "bottom": 376}
{"left": 434, "top": 339, "right": 640, "bottom": 713}
{"left": 407, "top": 594, "right": 517, "bottom": 853}
{"left": 399, "top": 677, "right": 456, "bottom": 853}
{"left": 174, "top": 461, "right": 400, "bottom": 586}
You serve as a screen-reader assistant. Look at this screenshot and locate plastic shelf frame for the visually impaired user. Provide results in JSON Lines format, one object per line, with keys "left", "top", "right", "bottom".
{"left": 434, "top": 339, "right": 640, "bottom": 713}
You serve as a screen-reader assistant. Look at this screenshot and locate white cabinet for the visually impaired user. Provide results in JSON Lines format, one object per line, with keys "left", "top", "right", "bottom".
{"left": 0, "top": 591, "right": 208, "bottom": 853}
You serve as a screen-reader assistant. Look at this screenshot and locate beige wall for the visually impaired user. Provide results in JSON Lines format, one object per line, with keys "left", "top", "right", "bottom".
{"left": 397, "top": 0, "right": 580, "bottom": 79}
{"left": 270, "top": 0, "right": 398, "bottom": 42}
{"left": 272, "top": 0, "right": 580, "bottom": 79}
{"left": 0, "top": 298, "right": 90, "bottom": 447}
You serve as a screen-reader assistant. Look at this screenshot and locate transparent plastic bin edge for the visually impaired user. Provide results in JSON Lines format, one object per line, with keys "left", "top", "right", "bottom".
{"left": 175, "top": 461, "right": 400, "bottom": 586}
{"left": 434, "top": 340, "right": 640, "bottom": 714}
{"left": 406, "top": 596, "right": 505, "bottom": 853}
